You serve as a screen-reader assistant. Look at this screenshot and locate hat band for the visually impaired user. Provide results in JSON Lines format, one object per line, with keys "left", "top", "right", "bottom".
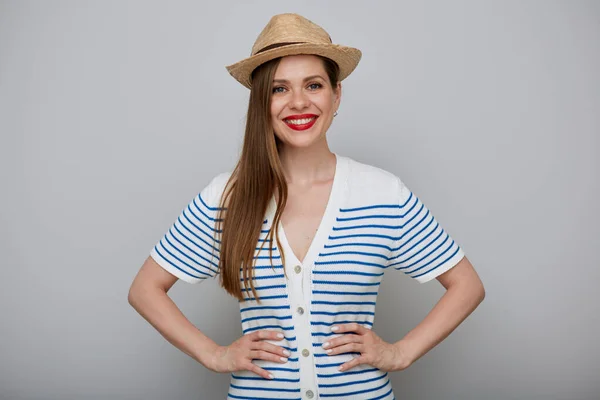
{"left": 255, "top": 42, "right": 305, "bottom": 55}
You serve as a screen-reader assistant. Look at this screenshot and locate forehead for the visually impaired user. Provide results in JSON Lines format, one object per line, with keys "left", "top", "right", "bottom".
{"left": 273, "top": 54, "right": 326, "bottom": 79}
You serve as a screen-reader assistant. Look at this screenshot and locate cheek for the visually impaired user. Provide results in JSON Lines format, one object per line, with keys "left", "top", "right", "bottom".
{"left": 316, "top": 94, "right": 334, "bottom": 111}
{"left": 270, "top": 102, "right": 284, "bottom": 137}
{"left": 270, "top": 98, "right": 284, "bottom": 119}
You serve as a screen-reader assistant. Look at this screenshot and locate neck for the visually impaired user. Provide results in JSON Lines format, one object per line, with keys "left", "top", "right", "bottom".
{"left": 277, "top": 142, "right": 336, "bottom": 185}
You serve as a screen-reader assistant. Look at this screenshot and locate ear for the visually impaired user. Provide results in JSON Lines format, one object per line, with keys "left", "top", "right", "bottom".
{"left": 334, "top": 82, "right": 342, "bottom": 108}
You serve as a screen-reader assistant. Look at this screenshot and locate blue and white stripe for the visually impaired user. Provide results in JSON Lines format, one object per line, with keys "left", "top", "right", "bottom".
{"left": 150, "top": 157, "right": 465, "bottom": 399}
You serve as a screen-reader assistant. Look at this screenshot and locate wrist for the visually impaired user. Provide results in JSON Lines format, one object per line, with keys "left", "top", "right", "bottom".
{"left": 393, "top": 339, "right": 415, "bottom": 370}
{"left": 195, "top": 341, "right": 222, "bottom": 371}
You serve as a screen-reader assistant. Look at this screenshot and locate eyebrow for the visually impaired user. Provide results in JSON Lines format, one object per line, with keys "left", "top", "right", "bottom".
{"left": 272, "top": 75, "right": 326, "bottom": 84}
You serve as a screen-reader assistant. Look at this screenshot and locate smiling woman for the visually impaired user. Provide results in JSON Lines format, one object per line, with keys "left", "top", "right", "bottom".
{"left": 128, "top": 12, "right": 485, "bottom": 400}
{"left": 271, "top": 55, "right": 340, "bottom": 147}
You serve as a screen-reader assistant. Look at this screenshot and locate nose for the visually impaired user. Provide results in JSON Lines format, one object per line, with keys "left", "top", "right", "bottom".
{"left": 289, "top": 88, "right": 310, "bottom": 110}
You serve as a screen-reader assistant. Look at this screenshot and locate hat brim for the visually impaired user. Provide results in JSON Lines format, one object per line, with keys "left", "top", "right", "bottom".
{"left": 225, "top": 43, "right": 362, "bottom": 89}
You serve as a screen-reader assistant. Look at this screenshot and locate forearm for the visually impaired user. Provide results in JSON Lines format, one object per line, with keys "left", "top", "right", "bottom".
{"left": 128, "top": 285, "right": 219, "bottom": 369}
{"left": 394, "top": 281, "right": 485, "bottom": 368}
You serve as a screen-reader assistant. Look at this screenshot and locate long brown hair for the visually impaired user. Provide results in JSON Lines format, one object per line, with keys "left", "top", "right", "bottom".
{"left": 216, "top": 55, "right": 340, "bottom": 302}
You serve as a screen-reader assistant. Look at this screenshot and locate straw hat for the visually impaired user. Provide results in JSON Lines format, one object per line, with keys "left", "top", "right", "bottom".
{"left": 225, "top": 13, "right": 362, "bottom": 89}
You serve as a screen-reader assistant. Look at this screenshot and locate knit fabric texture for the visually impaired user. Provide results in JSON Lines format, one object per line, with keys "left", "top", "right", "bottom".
{"left": 150, "top": 154, "right": 466, "bottom": 399}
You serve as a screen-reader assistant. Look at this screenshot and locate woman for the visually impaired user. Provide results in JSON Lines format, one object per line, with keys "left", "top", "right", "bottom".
{"left": 128, "top": 13, "right": 485, "bottom": 400}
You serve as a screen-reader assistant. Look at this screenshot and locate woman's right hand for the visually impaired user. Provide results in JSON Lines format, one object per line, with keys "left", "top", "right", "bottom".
{"left": 209, "top": 330, "right": 290, "bottom": 379}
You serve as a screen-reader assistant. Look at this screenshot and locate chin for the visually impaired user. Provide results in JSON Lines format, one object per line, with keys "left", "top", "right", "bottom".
{"left": 276, "top": 131, "right": 325, "bottom": 149}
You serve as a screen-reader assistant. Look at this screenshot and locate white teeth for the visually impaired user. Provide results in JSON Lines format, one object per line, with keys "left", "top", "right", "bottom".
{"left": 285, "top": 117, "right": 316, "bottom": 125}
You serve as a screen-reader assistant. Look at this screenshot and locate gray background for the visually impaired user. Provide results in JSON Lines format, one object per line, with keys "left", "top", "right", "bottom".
{"left": 1, "top": 1, "right": 598, "bottom": 399}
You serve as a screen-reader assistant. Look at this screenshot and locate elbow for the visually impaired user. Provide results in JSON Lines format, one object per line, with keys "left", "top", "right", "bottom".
{"left": 128, "top": 282, "right": 142, "bottom": 310}
{"left": 127, "top": 278, "right": 168, "bottom": 312}
{"left": 127, "top": 286, "right": 137, "bottom": 308}
{"left": 476, "top": 281, "right": 486, "bottom": 304}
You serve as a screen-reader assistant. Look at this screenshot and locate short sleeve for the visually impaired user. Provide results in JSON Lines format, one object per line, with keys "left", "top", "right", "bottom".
{"left": 149, "top": 173, "right": 230, "bottom": 284}
{"left": 387, "top": 177, "right": 466, "bottom": 283}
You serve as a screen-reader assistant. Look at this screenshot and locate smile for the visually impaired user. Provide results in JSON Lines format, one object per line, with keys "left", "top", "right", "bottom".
{"left": 283, "top": 115, "right": 318, "bottom": 131}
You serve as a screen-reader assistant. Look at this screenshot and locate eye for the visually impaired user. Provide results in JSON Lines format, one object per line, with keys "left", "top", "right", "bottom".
{"left": 272, "top": 86, "right": 285, "bottom": 94}
{"left": 308, "top": 83, "right": 322, "bottom": 90}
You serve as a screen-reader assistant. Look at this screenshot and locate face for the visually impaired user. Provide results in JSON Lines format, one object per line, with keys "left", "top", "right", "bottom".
{"left": 270, "top": 55, "right": 341, "bottom": 149}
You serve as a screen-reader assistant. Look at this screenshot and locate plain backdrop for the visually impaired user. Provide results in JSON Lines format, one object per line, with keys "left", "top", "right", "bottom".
{"left": 1, "top": 1, "right": 599, "bottom": 399}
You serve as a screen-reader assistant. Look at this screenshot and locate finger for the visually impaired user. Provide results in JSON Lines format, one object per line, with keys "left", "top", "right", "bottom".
{"left": 325, "top": 342, "right": 363, "bottom": 356}
{"left": 331, "top": 322, "right": 369, "bottom": 335}
{"left": 322, "top": 334, "right": 362, "bottom": 350}
{"left": 251, "top": 330, "right": 285, "bottom": 342}
{"left": 250, "top": 350, "right": 288, "bottom": 364}
{"left": 243, "top": 361, "right": 274, "bottom": 380}
{"left": 253, "top": 341, "right": 292, "bottom": 358}
{"left": 338, "top": 355, "right": 366, "bottom": 372}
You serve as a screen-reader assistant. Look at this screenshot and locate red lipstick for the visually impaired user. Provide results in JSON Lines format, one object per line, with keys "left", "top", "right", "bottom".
{"left": 283, "top": 114, "right": 318, "bottom": 131}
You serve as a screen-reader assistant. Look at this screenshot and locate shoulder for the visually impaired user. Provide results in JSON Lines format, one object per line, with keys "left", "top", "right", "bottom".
{"left": 344, "top": 155, "right": 400, "bottom": 185}
{"left": 341, "top": 154, "right": 405, "bottom": 201}
{"left": 200, "top": 171, "right": 234, "bottom": 207}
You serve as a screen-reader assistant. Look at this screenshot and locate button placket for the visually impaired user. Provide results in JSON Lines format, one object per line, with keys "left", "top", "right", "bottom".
{"left": 266, "top": 155, "right": 347, "bottom": 400}
{"left": 287, "top": 261, "right": 317, "bottom": 399}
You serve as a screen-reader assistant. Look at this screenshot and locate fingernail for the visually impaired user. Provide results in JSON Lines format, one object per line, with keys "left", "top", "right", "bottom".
{"left": 338, "top": 365, "right": 344, "bottom": 371}
{"left": 331, "top": 326, "right": 339, "bottom": 332}
{"left": 283, "top": 350, "right": 291, "bottom": 356}
{"left": 268, "top": 373, "right": 274, "bottom": 379}
{"left": 280, "top": 357, "right": 288, "bottom": 362}
{"left": 326, "top": 349, "right": 332, "bottom": 354}
{"left": 322, "top": 342, "right": 330, "bottom": 348}
{"left": 276, "top": 333, "right": 284, "bottom": 338}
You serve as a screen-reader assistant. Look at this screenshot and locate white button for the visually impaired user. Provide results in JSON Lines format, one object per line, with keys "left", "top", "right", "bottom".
{"left": 302, "top": 348, "right": 310, "bottom": 357}
{"left": 297, "top": 306, "right": 304, "bottom": 315}
{"left": 306, "top": 390, "right": 314, "bottom": 398}
{"left": 294, "top": 265, "right": 302, "bottom": 274}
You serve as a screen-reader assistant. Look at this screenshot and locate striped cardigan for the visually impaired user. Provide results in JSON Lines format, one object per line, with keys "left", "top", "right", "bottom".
{"left": 150, "top": 154, "right": 466, "bottom": 399}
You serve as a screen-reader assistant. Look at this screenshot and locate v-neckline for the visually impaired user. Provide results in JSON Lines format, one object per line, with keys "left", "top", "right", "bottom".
{"left": 266, "top": 153, "right": 348, "bottom": 268}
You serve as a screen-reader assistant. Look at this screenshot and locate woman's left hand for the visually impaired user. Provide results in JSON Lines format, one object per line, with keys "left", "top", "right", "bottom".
{"left": 323, "top": 323, "right": 412, "bottom": 372}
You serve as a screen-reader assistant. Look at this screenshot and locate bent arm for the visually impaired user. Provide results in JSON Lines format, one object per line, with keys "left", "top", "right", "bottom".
{"left": 127, "top": 256, "right": 219, "bottom": 369}
{"left": 395, "top": 256, "right": 485, "bottom": 368}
